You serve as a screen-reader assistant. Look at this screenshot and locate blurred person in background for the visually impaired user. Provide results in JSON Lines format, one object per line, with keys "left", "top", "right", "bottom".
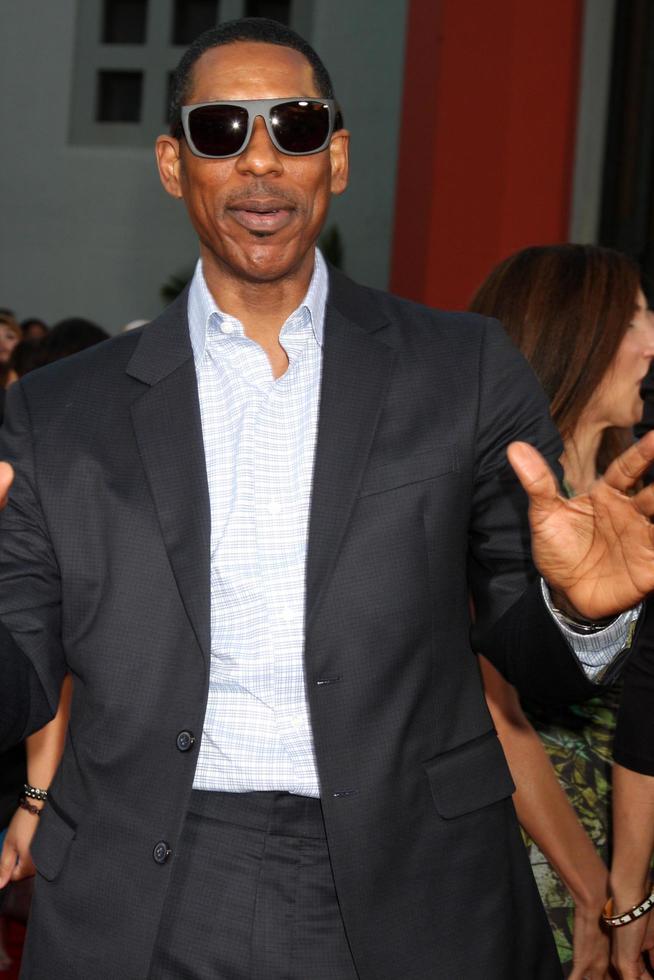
{"left": 470, "top": 243, "right": 654, "bottom": 979}
{"left": 39, "top": 318, "right": 108, "bottom": 362}
{"left": 607, "top": 738, "right": 654, "bottom": 978}
{"left": 0, "top": 317, "right": 23, "bottom": 425}
{"left": 4, "top": 340, "right": 46, "bottom": 388}
{"left": 20, "top": 319, "right": 48, "bottom": 343}
{"left": 607, "top": 291, "right": 654, "bottom": 979}
{"left": 0, "top": 317, "right": 22, "bottom": 381}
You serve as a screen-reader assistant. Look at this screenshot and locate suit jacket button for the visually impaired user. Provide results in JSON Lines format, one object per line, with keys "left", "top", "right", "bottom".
{"left": 153, "top": 841, "right": 172, "bottom": 865}
{"left": 176, "top": 730, "right": 195, "bottom": 752}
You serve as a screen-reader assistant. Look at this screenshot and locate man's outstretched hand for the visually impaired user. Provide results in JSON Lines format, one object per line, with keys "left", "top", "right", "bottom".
{"left": 507, "top": 432, "right": 654, "bottom": 619}
{"left": 0, "top": 462, "right": 13, "bottom": 509}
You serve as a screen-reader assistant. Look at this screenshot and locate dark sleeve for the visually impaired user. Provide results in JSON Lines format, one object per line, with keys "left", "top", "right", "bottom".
{"left": 0, "top": 381, "right": 65, "bottom": 745}
{"left": 0, "top": 618, "right": 52, "bottom": 751}
{"left": 0, "top": 743, "right": 25, "bottom": 828}
{"left": 468, "top": 319, "right": 597, "bottom": 703}
{"left": 614, "top": 598, "right": 654, "bottom": 774}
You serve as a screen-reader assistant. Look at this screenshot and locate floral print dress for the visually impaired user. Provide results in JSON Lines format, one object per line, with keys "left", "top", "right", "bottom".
{"left": 521, "top": 689, "right": 619, "bottom": 973}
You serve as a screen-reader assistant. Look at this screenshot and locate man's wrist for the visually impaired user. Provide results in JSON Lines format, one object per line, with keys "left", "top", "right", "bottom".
{"left": 548, "top": 587, "right": 617, "bottom": 633}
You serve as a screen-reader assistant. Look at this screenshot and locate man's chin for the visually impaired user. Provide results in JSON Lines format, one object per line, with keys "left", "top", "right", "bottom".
{"left": 237, "top": 242, "right": 313, "bottom": 283}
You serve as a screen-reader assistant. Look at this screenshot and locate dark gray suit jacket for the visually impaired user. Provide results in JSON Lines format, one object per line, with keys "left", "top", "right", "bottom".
{"left": 0, "top": 270, "right": 596, "bottom": 978}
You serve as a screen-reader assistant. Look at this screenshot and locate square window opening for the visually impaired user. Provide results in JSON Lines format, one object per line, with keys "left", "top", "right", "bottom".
{"left": 96, "top": 70, "right": 144, "bottom": 122}
{"left": 172, "top": 0, "right": 219, "bottom": 46}
{"left": 244, "top": 1, "right": 291, "bottom": 24}
{"left": 103, "top": 0, "right": 148, "bottom": 44}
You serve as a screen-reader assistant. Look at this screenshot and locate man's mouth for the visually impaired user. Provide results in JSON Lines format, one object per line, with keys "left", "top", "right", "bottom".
{"left": 228, "top": 198, "right": 295, "bottom": 234}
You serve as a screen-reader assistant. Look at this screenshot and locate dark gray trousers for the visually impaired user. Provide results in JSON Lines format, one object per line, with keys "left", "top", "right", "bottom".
{"left": 148, "top": 791, "right": 360, "bottom": 980}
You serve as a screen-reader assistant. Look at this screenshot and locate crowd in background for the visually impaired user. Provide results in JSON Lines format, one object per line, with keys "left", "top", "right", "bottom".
{"left": 0, "top": 311, "right": 111, "bottom": 426}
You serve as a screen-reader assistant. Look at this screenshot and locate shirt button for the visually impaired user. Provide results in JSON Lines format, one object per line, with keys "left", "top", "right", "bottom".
{"left": 267, "top": 499, "right": 282, "bottom": 516}
{"left": 176, "top": 730, "right": 195, "bottom": 752}
{"left": 280, "top": 608, "right": 294, "bottom": 622}
{"left": 153, "top": 841, "right": 172, "bottom": 865}
{"left": 220, "top": 321, "right": 234, "bottom": 335}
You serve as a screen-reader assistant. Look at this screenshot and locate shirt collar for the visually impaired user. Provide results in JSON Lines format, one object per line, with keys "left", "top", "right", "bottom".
{"left": 187, "top": 248, "right": 329, "bottom": 365}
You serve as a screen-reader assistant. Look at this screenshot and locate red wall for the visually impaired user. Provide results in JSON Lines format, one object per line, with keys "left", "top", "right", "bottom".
{"left": 390, "top": 0, "right": 584, "bottom": 309}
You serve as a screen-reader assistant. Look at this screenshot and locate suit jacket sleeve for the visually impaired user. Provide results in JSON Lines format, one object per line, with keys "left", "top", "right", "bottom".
{"left": 0, "top": 381, "right": 65, "bottom": 748}
{"left": 468, "top": 318, "right": 597, "bottom": 704}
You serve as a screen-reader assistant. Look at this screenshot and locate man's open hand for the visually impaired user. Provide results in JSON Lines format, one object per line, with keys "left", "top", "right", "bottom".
{"left": 507, "top": 432, "right": 654, "bottom": 619}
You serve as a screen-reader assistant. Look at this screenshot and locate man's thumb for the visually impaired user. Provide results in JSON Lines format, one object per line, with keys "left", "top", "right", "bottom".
{"left": 507, "top": 442, "right": 559, "bottom": 504}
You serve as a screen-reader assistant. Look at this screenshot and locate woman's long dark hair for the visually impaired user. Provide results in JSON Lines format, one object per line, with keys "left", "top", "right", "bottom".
{"left": 469, "top": 244, "right": 641, "bottom": 472}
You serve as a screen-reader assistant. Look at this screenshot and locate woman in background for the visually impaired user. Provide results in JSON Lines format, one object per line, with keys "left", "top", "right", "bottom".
{"left": 470, "top": 244, "right": 654, "bottom": 979}
{"left": 609, "top": 372, "right": 654, "bottom": 976}
{"left": 0, "top": 316, "right": 22, "bottom": 425}
{"left": 0, "top": 316, "right": 21, "bottom": 379}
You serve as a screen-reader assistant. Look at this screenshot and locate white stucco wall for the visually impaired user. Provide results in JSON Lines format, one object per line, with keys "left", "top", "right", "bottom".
{"left": 0, "top": 1, "right": 407, "bottom": 332}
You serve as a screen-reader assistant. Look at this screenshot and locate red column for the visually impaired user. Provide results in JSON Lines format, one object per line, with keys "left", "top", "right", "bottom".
{"left": 390, "top": 0, "right": 584, "bottom": 309}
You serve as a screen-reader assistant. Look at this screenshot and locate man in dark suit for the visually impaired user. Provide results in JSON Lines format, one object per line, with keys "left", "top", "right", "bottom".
{"left": 3, "top": 18, "right": 654, "bottom": 980}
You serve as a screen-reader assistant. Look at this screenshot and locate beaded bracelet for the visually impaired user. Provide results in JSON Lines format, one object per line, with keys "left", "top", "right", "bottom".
{"left": 18, "top": 796, "right": 43, "bottom": 817}
{"left": 23, "top": 783, "right": 48, "bottom": 802}
{"left": 602, "top": 889, "right": 654, "bottom": 928}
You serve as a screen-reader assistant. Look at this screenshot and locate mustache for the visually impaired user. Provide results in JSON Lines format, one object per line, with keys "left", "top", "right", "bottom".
{"left": 224, "top": 183, "right": 300, "bottom": 209}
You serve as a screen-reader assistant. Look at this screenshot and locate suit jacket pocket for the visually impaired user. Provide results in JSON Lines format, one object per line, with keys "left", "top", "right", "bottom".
{"left": 30, "top": 798, "right": 77, "bottom": 881}
{"left": 424, "top": 730, "right": 515, "bottom": 819}
{"left": 360, "top": 445, "right": 459, "bottom": 497}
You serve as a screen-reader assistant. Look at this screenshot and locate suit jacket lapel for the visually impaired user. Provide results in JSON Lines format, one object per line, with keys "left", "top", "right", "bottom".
{"left": 123, "top": 271, "right": 395, "bottom": 657}
{"left": 306, "top": 285, "right": 396, "bottom": 627}
{"left": 127, "top": 288, "right": 211, "bottom": 665}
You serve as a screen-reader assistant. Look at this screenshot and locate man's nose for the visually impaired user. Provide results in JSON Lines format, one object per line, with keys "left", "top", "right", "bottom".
{"left": 235, "top": 116, "right": 283, "bottom": 176}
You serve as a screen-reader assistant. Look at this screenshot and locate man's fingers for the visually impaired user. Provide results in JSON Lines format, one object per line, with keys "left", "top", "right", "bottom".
{"left": 631, "top": 483, "right": 654, "bottom": 518}
{"left": 604, "top": 431, "right": 654, "bottom": 493}
{"left": 506, "top": 441, "right": 560, "bottom": 503}
{"left": 0, "top": 461, "right": 14, "bottom": 508}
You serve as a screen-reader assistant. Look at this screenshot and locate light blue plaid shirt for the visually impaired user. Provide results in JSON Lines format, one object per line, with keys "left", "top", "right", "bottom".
{"left": 188, "top": 249, "right": 635, "bottom": 796}
{"left": 190, "top": 249, "right": 327, "bottom": 796}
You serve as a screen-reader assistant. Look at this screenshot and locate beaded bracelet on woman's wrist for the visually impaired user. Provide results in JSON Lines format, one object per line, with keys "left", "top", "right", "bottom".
{"left": 23, "top": 783, "right": 49, "bottom": 802}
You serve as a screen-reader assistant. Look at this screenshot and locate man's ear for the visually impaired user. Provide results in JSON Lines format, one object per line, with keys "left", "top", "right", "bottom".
{"left": 155, "top": 135, "right": 183, "bottom": 199}
{"left": 329, "top": 128, "right": 350, "bottom": 196}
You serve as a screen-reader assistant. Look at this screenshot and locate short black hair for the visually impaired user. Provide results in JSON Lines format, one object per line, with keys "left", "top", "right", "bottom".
{"left": 9, "top": 339, "right": 45, "bottom": 378}
{"left": 43, "top": 318, "right": 110, "bottom": 363}
{"left": 169, "top": 17, "right": 335, "bottom": 136}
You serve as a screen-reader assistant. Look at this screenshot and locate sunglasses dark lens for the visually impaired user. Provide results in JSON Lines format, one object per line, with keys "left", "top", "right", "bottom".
{"left": 271, "top": 101, "right": 331, "bottom": 153}
{"left": 188, "top": 104, "right": 249, "bottom": 157}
